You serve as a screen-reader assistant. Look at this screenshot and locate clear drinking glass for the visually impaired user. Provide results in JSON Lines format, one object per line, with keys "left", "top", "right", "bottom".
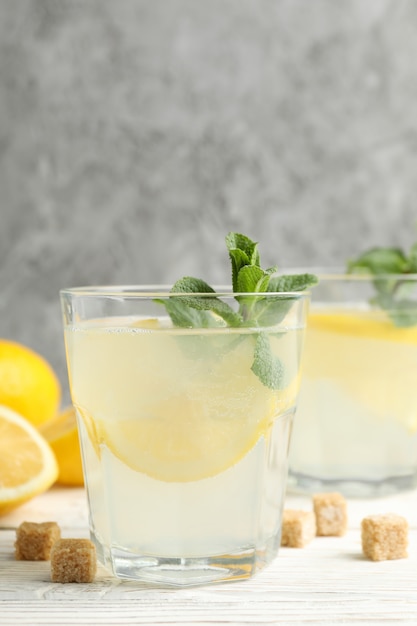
{"left": 60, "top": 286, "right": 309, "bottom": 586}
{"left": 288, "top": 271, "right": 417, "bottom": 498}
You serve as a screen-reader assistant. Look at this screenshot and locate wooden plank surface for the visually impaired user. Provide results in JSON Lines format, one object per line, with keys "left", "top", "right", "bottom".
{"left": 1, "top": 488, "right": 416, "bottom": 625}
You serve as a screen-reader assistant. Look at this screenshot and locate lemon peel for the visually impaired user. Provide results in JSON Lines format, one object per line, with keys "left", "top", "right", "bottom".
{"left": 0, "top": 339, "right": 61, "bottom": 427}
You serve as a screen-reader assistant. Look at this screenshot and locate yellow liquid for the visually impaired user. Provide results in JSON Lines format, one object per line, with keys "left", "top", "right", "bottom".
{"left": 289, "top": 308, "right": 417, "bottom": 492}
{"left": 65, "top": 317, "right": 301, "bottom": 559}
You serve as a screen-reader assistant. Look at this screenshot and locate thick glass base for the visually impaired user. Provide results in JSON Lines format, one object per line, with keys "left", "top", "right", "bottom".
{"left": 287, "top": 469, "right": 417, "bottom": 498}
{"left": 92, "top": 531, "right": 280, "bottom": 587}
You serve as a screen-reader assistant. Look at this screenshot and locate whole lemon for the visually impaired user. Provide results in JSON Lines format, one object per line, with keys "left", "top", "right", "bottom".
{"left": 40, "top": 406, "right": 84, "bottom": 486}
{"left": 0, "top": 339, "right": 61, "bottom": 428}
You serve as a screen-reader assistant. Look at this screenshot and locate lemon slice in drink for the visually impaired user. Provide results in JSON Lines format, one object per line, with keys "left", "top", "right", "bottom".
{"left": 306, "top": 310, "right": 417, "bottom": 432}
{"left": 99, "top": 392, "right": 278, "bottom": 482}
{"left": 0, "top": 405, "right": 58, "bottom": 515}
{"left": 94, "top": 331, "right": 291, "bottom": 482}
{"left": 308, "top": 310, "right": 417, "bottom": 344}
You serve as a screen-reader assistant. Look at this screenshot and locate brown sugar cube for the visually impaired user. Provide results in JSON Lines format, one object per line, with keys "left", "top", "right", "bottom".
{"left": 313, "top": 492, "right": 348, "bottom": 536}
{"left": 361, "top": 514, "right": 408, "bottom": 561}
{"left": 281, "top": 510, "right": 316, "bottom": 548}
{"left": 15, "top": 522, "right": 61, "bottom": 561}
{"left": 51, "top": 538, "right": 97, "bottom": 583}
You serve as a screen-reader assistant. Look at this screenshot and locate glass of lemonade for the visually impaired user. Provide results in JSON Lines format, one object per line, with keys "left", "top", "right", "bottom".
{"left": 61, "top": 286, "right": 309, "bottom": 586}
{"left": 288, "top": 271, "right": 417, "bottom": 498}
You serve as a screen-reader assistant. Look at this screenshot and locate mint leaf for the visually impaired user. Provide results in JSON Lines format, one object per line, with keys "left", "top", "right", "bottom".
{"left": 225, "top": 232, "right": 260, "bottom": 266}
{"left": 347, "top": 247, "right": 408, "bottom": 274}
{"left": 388, "top": 300, "right": 417, "bottom": 327}
{"left": 235, "top": 265, "right": 270, "bottom": 325}
{"left": 371, "top": 296, "right": 417, "bottom": 327}
{"left": 251, "top": 333, "right": 284, "bottom": 390}
{"left": 244, "top": 273, "right": 319, "bottom": 328}
{"left": 156, "top": 298, "right": 218, "bottom": 328}
{"left": 226, "top": 232, "right": 261, "bottom": 292}
{"left": 227, "top": 249, "right": 251, "bottom": 292}
{"left": 268, "top": 273, "right": 318, "bottom": 293}
{"left": 170, "top": 277, "right": 242, "bottom": 327}
{"left": 348, "top": 244, "right": 417, "bottom": 327}
{"left": 236, "top": 265, "right": 270, "bottom": 293}
{"left": 171, "top": 277, "right": 215, "bottom": 294}
{"left": 250, "top": 296, "right": 297, "bottom": 328}
{"left": 408, "top": 243, "right": 417, "bottom": 272}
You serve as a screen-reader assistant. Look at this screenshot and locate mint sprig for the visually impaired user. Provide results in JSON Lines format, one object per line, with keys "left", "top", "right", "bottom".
{"left": 158, "top": 233, "right": 317, "bottom": 389}
{"left": 347, "top": 244, "right": 417, "bottom": 327}
{"left": 159, "top": 277, "right": 243, "bottom": 328}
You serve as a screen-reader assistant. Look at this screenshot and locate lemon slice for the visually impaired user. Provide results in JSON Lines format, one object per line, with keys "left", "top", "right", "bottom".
{"left": 98, "top": 402, "right": 275, "bottom": 483}
{"left": 0, "top": 405, "right": 58, "bottom": 515}
{"left": 40, "top": 406, "right": 84, "bottom": 486}
{"left": 305, "top": 310, "right": 417, "bottom": 433}
{"left": 308, "top": 310, "right": 417, "bottom": 344}
{"left": 130, "top": 318, "right": 160, "bottom": 329}
{"left": 91, "top": 374, "right": 287, "bottom": 483}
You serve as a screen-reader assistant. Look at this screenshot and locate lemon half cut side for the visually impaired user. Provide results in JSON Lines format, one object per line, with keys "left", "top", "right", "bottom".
{"left": 0, "top": 405, "right": 58, "bottom": 515}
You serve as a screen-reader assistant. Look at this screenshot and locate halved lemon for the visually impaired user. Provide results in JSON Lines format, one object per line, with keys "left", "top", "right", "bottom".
{"left": 40, "top": 406, "right": 84, "bottom": 486}
{"left": 0, "top": 405, "right": 58, "bottom": 515}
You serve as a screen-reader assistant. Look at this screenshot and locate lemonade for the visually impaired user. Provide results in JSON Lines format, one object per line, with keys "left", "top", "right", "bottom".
{"left": 64, "top": 308, "right": 305, "bottom": 585}
{"left": 61, "top": 233, "right": 312, "bottom": 584}
{"left": 289, "top": 306, "right": 417, "bottom": 496}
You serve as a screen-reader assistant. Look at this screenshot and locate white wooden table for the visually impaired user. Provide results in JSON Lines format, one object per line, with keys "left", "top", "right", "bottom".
{"left": 1, "top": 487, "right": 416, "bottom": 625}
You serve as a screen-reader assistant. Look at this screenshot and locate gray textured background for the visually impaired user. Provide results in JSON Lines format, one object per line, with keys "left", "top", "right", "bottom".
{"left": 1, "top": 0, "right": 417, "bottom": 396}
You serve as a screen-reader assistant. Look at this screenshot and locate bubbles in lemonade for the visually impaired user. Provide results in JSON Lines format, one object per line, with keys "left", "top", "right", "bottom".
{"left": 65, "top": 317, "right": 301, "bottom": 566}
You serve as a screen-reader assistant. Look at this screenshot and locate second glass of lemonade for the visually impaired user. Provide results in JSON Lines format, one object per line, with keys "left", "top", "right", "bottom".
{"left": 288, "top": 272, "right": 417, "bottom": 497}
{"left": 61, "top": 287, "right": 309, "bottom": 586}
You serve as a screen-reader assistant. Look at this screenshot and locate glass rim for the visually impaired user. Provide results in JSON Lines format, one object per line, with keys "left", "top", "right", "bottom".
{"left": 59, "top": 285, "right": 311, "bottom": 299}
{"left": 283, "top": 267, "right": 417, "bottom": 281}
